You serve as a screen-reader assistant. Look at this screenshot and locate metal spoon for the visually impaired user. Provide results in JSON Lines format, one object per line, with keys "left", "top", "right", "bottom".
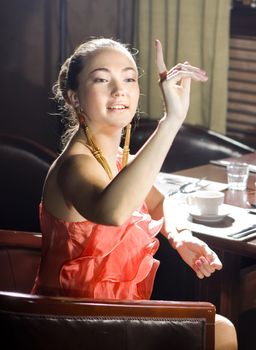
{"left": 180, "top": 177, "right": 208, "bottom": 194}
{"left": 168, "top": 177, "right": 207, "bottom": 196}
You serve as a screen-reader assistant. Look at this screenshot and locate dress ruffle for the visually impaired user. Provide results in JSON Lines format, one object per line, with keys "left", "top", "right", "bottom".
{"left": 60, "top": 203, "right": 163, "bottom": 299}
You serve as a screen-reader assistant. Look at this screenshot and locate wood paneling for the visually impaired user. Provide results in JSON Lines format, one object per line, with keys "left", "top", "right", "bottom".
{"left": 0, "top": 0, "right": 136, "bottom": 152}
{"left": 228, "top": 6, "right": 256, "bottom": 148}
{"left": 227, "top": 36, "right": 256, "bottom": 148}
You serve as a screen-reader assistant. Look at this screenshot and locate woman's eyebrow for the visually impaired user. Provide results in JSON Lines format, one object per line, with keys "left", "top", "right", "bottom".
{"left": 89, "top": 67, "right": 137, "bottom": 75}
{"left": 89, "top": 68, "right": 109, "bottom": 75}
{"left": 122, "top": 67, "right": 137, "bottom": 73}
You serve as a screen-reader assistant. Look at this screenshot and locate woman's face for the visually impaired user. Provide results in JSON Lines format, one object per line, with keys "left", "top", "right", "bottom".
{"left": 75, "top": 48, "right": 140, "bottom": 131}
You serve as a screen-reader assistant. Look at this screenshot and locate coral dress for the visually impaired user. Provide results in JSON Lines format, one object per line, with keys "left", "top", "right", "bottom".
{"left": 32, "top": 202, "right": 163, "bottom": 300}
{"left": 32, "top": 157, "right": 163, "bottom": 300}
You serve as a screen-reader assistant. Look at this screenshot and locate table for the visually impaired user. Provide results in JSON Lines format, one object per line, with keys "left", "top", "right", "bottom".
{"left": 175, "top": 153, "right": 256, "bottom": 326}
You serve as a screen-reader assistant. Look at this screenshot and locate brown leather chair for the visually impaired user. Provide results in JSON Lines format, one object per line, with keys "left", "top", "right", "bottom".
{"left": 0, "top": 229, "right": 215, "bottom": 350}
{"left": 0, "top": 292, "right": 215, "bottom": 350}
{"left": 129, "top": 120, "right": 255, "bottom": 173}
{"left": 0, "top": 134, "right": 56, "bottom": 232}
{"left": 0, "top": 229, "right": 41, "bottom": 293}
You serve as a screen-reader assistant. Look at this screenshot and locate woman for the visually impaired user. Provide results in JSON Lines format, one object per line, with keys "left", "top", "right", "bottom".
{"left": 32, "top": 38, "right": 237, "bottom": 349}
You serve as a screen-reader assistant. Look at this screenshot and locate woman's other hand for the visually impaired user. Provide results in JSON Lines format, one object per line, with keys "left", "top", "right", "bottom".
{"left": 155, "top": 39, "right": 208, "bottom": 124}
{"left": 170, "top": 230, "right": 223, "bottom": 279}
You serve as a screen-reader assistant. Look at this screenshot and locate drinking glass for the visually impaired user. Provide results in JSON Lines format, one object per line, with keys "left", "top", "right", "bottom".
{"left": 227, "top": 162, "right": 249, "bottom": 190}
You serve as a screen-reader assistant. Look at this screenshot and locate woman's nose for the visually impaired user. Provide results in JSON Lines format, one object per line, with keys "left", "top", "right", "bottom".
{"left": 111, "top": 81, "right": 125, "bottom": 96}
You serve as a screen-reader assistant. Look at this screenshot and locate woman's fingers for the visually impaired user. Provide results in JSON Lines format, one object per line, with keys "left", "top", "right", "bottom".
{"left": 210, "top": 257, "right": 223, "bottom": 270}
{"left": 193, "top": 262, "right": 205, "bottom": 279}
{"left": 170, "top": 62, "right": 207, "bottom": 76}
{"left": 204, "top": 247, "right": 223, "bottom": 270}
{"left": 155, "top": 40, "right": 208, "bottom": 84}
{"left": 155, "top": 39, "right": 167, "bottom": 74}
{"left": 154, "top": 38, "right": 208, "bottom": 122}
{"left": 167, "top": 66, "right": 208, "bottom": 84}
{"left": 194, "top": 252, "right": 222, "bottom": 279}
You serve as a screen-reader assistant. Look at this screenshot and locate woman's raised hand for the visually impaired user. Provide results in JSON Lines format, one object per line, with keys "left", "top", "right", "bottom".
{"left": 155, "top": 39, "right": 208, "bottom": 124}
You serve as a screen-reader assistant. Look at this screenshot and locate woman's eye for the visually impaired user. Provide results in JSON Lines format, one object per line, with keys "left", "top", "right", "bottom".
{"left": 94, "top": 78, "right": 108, "bottom": 83}
{"left": 125, "top": 78, "right": 136, "bottom": 82}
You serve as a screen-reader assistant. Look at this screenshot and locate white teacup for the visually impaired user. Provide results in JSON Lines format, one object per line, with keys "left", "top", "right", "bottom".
{"left": 186, "top": 190, "right": 224, "bottom": 216}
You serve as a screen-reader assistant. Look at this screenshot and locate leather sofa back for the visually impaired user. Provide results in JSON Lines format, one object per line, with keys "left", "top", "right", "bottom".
{"left": 129, "top": 120, "right": 255, "bottom": 173}
{"left": 0, "top": 292, "right": 215, "bottom": 350}
{"left": 0, "top": 134, "right": 56, "bottom": 232}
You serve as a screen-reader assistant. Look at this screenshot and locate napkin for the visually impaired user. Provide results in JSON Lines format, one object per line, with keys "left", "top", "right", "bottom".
{"left": 155, "top": 172, "right": 229, "bottom": 195}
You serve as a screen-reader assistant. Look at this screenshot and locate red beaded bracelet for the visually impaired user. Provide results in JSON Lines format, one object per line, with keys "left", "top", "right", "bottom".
{"left": 159, "top": 70, "right": 168, "bottom": 83}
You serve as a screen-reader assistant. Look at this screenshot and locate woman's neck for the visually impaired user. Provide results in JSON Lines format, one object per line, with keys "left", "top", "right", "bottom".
{"left": 80, "top": 124, "right": 121, "bottom": 150}
{"left": 74, "top": 126, "right": 123, "bottom": 178}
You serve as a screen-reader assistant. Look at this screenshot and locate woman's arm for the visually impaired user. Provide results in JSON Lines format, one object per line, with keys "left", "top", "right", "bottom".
{"left": 146, "top": 187, "right": 223, "bottom": 279}
{"left": 59, "top": 40, "right": 208, "bottom": 225}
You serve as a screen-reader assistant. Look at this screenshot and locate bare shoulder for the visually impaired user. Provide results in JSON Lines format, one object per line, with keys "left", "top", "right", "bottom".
{"left": 58, "top": 153, "right": 95, "bottom": 179}
{"left": 42, "top": 151, "right": 111, "bottom": 221}
{"left": 58, "top": 152, "right": 110, "bottom": 191}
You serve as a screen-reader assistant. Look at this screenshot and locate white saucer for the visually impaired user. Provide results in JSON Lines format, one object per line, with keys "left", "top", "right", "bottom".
{"left": 188, "top": 205, "right": 230, "bottom": 223}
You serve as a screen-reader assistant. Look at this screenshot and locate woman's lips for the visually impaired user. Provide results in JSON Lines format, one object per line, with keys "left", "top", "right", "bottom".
{"left": 107, "top": 104, "right": 128, "bottom": 111}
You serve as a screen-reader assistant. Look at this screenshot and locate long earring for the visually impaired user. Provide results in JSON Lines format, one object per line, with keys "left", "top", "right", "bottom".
{"left": 76, "top": 106, "right": 86, "bottom": 126}
{"left": 76, "top": 106, "right": 113, "bottom": 180}
{"left": 122, "top": 123, "right": 131, "bottom": 168}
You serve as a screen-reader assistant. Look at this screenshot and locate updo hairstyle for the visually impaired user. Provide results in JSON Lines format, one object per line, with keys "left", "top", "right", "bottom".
{"left": 52, "top": 38, "right": 136, "bottom": 148}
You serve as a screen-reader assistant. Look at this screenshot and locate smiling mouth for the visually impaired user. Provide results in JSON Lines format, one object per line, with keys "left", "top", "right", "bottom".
{"left": 107, "top": 104, "right": 128, "bottom": 111}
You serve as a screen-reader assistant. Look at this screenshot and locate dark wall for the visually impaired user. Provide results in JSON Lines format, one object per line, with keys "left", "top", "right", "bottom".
{"left": 0, "top": 0, "right": 136, "bottom": 152}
